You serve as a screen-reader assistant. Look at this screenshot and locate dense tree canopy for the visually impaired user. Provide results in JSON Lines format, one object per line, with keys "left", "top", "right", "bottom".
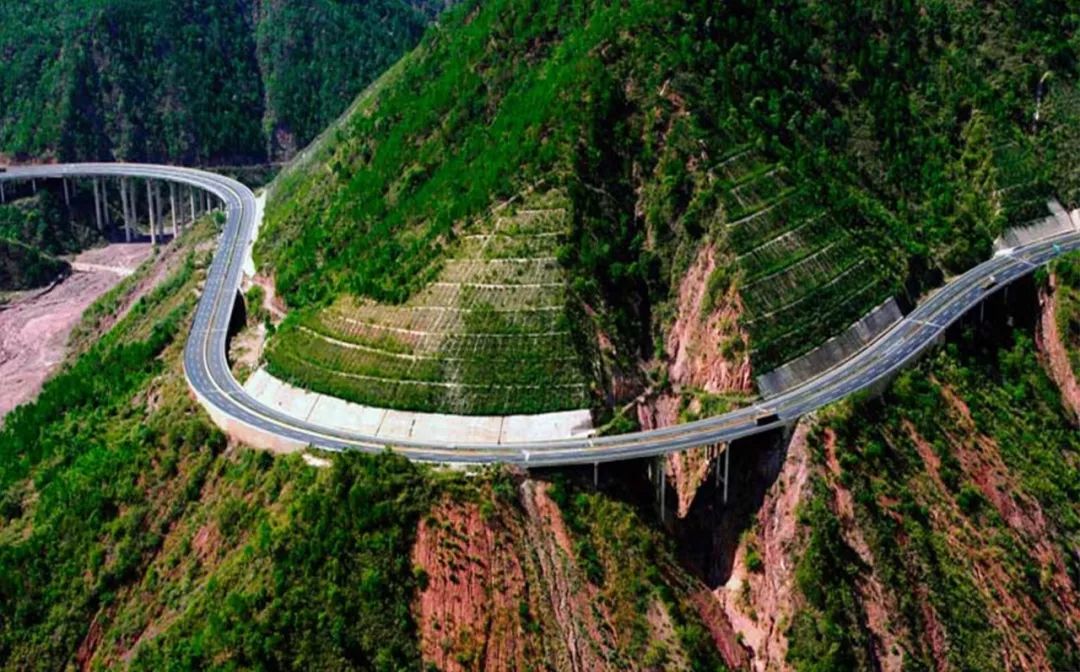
{"left": 0, "top": 0, "right": 446, "bottom": 164}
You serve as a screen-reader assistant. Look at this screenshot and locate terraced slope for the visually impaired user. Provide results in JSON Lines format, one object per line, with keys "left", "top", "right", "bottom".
{"left": 266, "top": 192, "right": 592, "bottom": 414}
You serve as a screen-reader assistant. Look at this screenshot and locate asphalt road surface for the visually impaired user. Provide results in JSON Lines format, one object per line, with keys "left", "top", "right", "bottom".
{"left": 5, "top": 164, "right": 1077, "bottom": 465}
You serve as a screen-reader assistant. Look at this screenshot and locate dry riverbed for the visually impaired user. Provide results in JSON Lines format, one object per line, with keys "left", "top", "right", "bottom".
{"left": 0, "top": 242, "right": 152, "bottom": 418}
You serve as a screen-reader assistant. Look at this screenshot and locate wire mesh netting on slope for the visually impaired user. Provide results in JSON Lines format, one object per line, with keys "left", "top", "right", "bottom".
{"left": 264, "top": 191, "right": 593, "bottom": 415}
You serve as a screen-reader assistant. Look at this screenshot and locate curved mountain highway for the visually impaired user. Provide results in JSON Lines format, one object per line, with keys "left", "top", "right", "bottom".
{"left": 4, "top": 163, "right": 1079, "bottom": 466}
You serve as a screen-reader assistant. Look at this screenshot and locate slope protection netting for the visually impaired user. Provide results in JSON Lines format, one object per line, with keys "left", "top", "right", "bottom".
{"left": 717, "top": 148, "right": 891, "bottom": 370}
{"left": 265, "top": 192, "right": 590, "bottom": 415}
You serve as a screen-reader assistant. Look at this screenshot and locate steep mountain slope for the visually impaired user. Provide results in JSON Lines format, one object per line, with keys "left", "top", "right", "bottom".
{"left": 0, "top": 0, "right": 447, "bottom": 164}
{"left": 0, "top": 215, "right": 725, "bottom": 670}
{"left": 683, "top": 307, "right": 1080, "bottom": 670}
{"left": 258, "top": 0, "right": 1080, "bottom": 417}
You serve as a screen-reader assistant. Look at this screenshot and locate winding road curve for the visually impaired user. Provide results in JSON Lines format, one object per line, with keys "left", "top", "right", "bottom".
{"left": 4, "top": 163, "right": 1078, "bottom": 465}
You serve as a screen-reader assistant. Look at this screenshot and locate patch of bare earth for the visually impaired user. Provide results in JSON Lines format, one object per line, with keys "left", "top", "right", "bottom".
{"left": 898, "top": 385, "right": 1079, "bottom": 671}
{"left": 935, "top": 383, "right": 1080, "bottom": 662}
{"left": 413, "top": 478, "right": 704, "bottom": 671}
{"left": 821, "top": 428, "right": 907, "bottom": 672}
{"left": 713, "top": 418, "right": 811, "bottom": 671}
{"left": 412, "top": 492, "right": 536, "bottom": 671}
{"left": 1037, "top": 274, "right": 1080, "bottom": 418}
{"left": 0, "top": 242, "right": 151, "bottom": 417}
{"left": 637, "top": 243, "right": 753, "bottom": 517}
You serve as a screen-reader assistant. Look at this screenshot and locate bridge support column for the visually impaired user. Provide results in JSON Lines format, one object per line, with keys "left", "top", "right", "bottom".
{"left": 1, "top": 181, "right": 6, "bottom": 203}
{"left": 103, "top": 180, "right": 111, "bottom": 229}
{"left": 92, "top": 179, "right": 103, "bottom": 231}
{"left": 31, "top": 179, "right": 36, "bottom": 194}
{"left": 189, "top": 186, "right": 196, "bottom": 222}
{"left": 147, "top": 180, "right": 157, "bottom": 246}
{"left": 170, "top": 182, "right": 178, "bottom": 237}
{"left": 63, "top": 178, "right": 70, "bottom": 207}
{"left": 653, "top": 456, "right": 666, "bottom": 522}
{"left": 120, "top": 178, "right": 132, "bottom": 242}
{"left": 712, "top": 444, "right": 730, "bottom": 506}
{"left": 155, "top": 182, "right": 164, "bottom": 235}
{"left": 593, "top": 462, "right": 599, "bottom": 488}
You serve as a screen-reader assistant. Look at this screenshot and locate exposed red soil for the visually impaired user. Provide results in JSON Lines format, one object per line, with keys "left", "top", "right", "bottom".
{"left": 76, "top": 610, "right": 107, "bottom": 672}
{"left": 713, "top": 419, "right": 813, "bottom": 670}
{"left": 899, "top": 402, "right": 1076, "bottom": 671}
{"left": 821, "top": 428, "right": 906, "bottom": 671}
{"left": 665, "top": 244, "right": 752, "bottom": 394}
{"left": 1037, "top": 274, "right": 1080, "bottom": 418}
{"left": 412, "top": 495, "right": 534, "bottom": 672}
{"left": 687, "top": 588, "right": 752, "bottom": 668}
{"left": 412, "top": 477, "right": 724, "bottom": 672}
{"left": 637, "top": 244, "right": 754, "bottom": 517}
{"left": 412, "top": 478, "right": 618, "bottom": 672}
{"left": 0, "top": 243, "right": 151, "bottom": 418}
{"left": 936, "top": 383, "right": 1080, "bottom": 648}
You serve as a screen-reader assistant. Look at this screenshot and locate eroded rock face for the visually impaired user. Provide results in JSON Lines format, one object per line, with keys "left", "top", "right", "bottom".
{"left": 665, "top": 243, "right": 752, "bottom": 395}
{"left": 1037, "top": 273, "right": 1080, "bottom": 418}
{"left": 638, "top": 243, "right": 753, "bottom": 517}
{"left": 412, "top": 477, "right": 728, "bottom": 671}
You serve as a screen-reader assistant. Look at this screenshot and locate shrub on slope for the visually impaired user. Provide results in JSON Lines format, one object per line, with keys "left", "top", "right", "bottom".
{"left": 0, "top": 238, "right": 69, "bottom": 291}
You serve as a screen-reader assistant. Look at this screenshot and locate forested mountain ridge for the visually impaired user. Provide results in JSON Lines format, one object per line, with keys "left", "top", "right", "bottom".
{"left": 258, "top": 0, "right": 1080, "bottom": 418}
{"left": 0, "top": 0, "right": 448, "bottom": 165}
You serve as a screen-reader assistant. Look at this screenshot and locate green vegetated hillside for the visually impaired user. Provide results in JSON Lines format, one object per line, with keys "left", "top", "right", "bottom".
{"left": 0, "top": 0, "right": 447, "bottom": 164}
{"left": 0, "top": 214, "right": 725, "bottom": 670}
{"left": 1051, "top": 251, "right": 1080, "bottom": 379}
{"left": 0, "top": 191, "right": 102, "bottom": 257}
{"left": 787, "top": 325, "right": 1080, "bottom": 670}
{"left": 258, "top": 0, "right": 1080, "bottom": 417}
{"left": 0, "top": 238, "right": 69, "bottom": 291}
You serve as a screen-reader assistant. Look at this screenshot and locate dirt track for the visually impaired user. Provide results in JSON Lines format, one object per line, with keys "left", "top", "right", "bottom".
{"left": 0, "top": 243, "right": 151, "bottom": 418}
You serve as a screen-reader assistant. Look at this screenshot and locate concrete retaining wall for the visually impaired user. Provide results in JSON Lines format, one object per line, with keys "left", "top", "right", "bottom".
{"left": 756, "top": 297, "right": 903, "bottom": 398}
{"left": 994, "top": 199, "right": 1076, "bottom": 251}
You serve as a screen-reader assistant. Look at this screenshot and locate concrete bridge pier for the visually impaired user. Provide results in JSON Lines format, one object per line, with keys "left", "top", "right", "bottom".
{"left": 121, "top": 177, "right": 133, "bottom": 242}
{"left": 103, "top": 180, "right": 111, "bottom": 229}
{"left": 712, "top": 443, "right": 731, "bottom": 506}
{"left": 648, "top": 456, "right": 667, "bottom": 522}
{"left": 92, "top": 178, "right": 103, "bottom": 231}
{"left": 63, "top": 178, "right": 70, "bottom": 207}
{"left": 147, "top": 180, "right": 158, "bottom": 246}
{"left": 170, "top": 182, "right": 178, "bottom": 237}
